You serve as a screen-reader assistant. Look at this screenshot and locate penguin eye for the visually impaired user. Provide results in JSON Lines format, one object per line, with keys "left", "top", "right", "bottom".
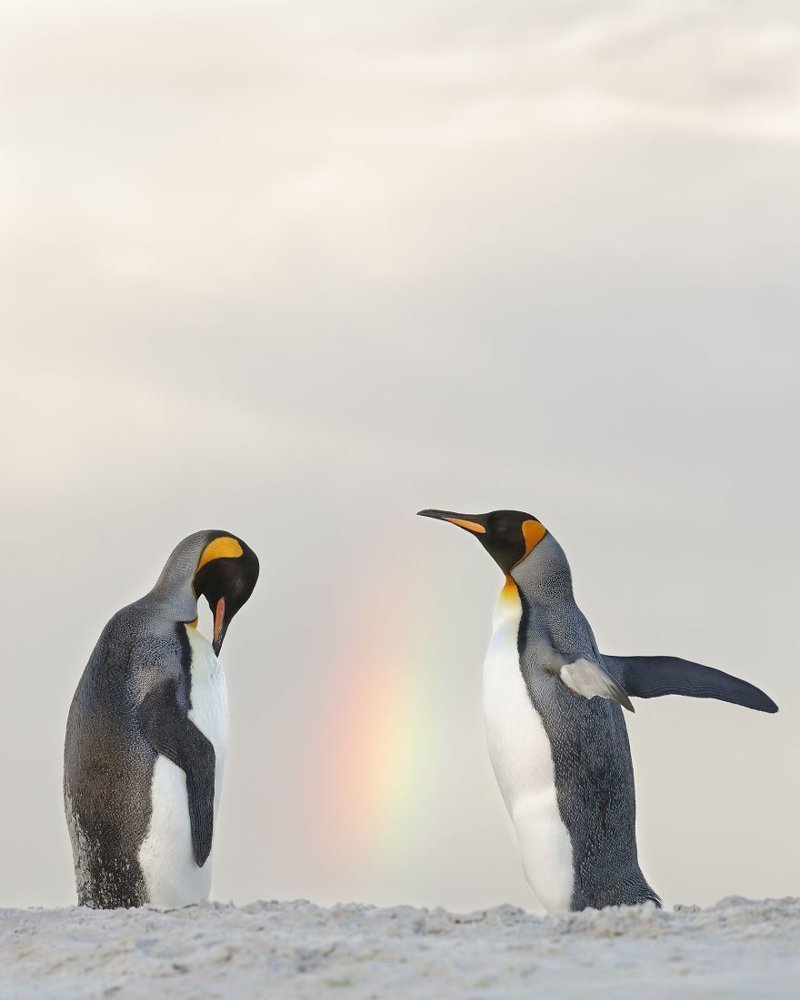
{"left": 491, "top": 515, "right": 515, "bottom": 538}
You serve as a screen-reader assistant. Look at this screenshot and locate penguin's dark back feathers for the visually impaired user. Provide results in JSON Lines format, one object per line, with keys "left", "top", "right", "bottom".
{"left": 63, "top": 599, "right": 189, "bottom": 908}
{"left": 517, "top": 593, "right": 660, "bottom": 909}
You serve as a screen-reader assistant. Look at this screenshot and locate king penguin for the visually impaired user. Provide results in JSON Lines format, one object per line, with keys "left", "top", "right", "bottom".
{"left": 418, "top": 508, "right": 777, "bottom": 912}
{"left": 64, "top": 530, "right": 259, "bottom": 909}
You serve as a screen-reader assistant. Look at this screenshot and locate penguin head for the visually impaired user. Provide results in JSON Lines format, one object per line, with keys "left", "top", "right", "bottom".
{"left": 191, "top": 533, "right": 260, "bottom": 654}
{"left": 417, "top": 508, "right": 547, "bottom": 574}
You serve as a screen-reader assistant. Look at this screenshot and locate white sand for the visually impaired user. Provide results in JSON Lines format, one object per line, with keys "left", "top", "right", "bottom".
{"left": 1, "top": 897, "right": 798, "bottom": 999}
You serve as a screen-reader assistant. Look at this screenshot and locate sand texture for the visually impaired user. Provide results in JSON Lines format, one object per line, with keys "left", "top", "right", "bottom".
{"left": 1, "top": 896, "right": 798, "bottom": 999}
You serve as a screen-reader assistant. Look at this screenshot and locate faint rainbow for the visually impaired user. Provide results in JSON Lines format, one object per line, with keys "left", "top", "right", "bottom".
{"left": 314, "top": 566, "right": 450, "bottom": 872}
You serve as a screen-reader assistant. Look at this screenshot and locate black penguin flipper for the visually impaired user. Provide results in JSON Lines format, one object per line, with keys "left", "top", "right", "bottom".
{"left": 138, "top": 680, "right": 217, "bottom": 866}
{"left": 602, "top": 654, "right": 778, "bottom": 714}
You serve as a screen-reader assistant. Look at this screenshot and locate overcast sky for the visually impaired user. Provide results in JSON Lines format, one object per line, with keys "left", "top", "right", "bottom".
{"left": 1, "top": 1, "right": 799, "bottom": 912}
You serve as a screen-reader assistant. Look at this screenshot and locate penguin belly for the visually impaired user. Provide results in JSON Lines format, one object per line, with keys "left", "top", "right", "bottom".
{"left": 482, "top": 582, "right": 575, "bottom": 912}
{"left": 138, "top": 626, "right": 228, "bottom": 906}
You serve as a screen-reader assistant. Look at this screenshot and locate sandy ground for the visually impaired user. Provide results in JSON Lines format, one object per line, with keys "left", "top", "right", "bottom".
{"left": 1, "top": 896, "right": 798, "bottom": 999}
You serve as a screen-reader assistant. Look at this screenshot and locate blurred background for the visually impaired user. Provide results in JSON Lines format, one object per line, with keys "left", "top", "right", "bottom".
{"left": 1, "top": 1, "right": 799, "bottom": 912}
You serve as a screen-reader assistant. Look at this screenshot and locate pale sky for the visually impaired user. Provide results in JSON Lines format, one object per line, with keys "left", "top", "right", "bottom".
{"left": 1, "top": 1, "right": 799, "bottom": 911}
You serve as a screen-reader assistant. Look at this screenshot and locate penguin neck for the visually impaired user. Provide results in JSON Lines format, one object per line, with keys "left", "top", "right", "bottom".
{"left": 147, "top": 535, "right": 207, "bottom": 622}
{"left": 493, "top": 575, "right": 523, "bottom": 631}
{"left": 148, "top": 559, "right": 200, "bottom": 622}
{"left": 509, "top": 534, "right": 575, "bottom": 611}
{"left": 146, "top": 578, "right": 199, "bottom": 622}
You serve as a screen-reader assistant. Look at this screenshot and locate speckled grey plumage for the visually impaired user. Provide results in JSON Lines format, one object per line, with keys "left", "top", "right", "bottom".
{"left": 510, "top": 532, "right": 659, "bottom": 909}
{"left": 63, "top": 531, "right": 222, "bottom": 908}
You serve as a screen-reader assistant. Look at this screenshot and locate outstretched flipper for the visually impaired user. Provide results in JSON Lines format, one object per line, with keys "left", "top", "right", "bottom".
{"left": 601, "top": 654, "right": 778, "bottom": 713}
{"left": 556, "top": 657, "right": 635, "bottom": 712}
{"left": 138, "top": 679, "right": 217, "bottom": 866}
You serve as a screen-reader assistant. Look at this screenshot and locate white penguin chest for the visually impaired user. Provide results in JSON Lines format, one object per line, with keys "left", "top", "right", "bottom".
{"left": 482, "top": 580, "right": 574, "bottom": 913}
{"left": 185, "top": 625, "right": 228, "bottom": 787}
{"left": 138, "top": 625, "right": 228, "bottom": 907}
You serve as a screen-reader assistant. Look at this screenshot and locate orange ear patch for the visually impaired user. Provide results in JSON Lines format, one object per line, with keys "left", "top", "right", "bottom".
{"left": 196, "top": 536, "right": 244, "bottom": 572}
{"left": 522, "top": 519, "right": 547, "bottom": 555}
{"left": 445, "top": 517, "right": 487, "bottom": 534}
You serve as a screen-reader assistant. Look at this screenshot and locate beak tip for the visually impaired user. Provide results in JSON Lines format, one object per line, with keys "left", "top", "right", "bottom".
{"left": 417, "top": 508, "right": 446, "bottom": 520}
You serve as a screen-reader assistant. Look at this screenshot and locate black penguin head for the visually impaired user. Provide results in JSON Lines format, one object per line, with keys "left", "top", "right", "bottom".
{"left": 192, "top": 533, "right": 259, "bottom": 654}
{"left": 417, "top": 508, "right": 547, "bottom": 574}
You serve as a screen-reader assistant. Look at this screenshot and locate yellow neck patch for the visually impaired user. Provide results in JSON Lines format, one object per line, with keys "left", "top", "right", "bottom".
{"left": 500, "top": 574, "right": 519, "bottom": 603}
{"left": 196, "top": 536, "right": 244, "bottom": 572}
{"left": 521, "top": 519, "right": 547, "bottom": 556}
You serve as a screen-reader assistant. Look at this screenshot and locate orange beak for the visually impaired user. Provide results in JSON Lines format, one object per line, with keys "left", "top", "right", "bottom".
{"left": 212, "top": 597, "right": 227, "bottom": 655}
